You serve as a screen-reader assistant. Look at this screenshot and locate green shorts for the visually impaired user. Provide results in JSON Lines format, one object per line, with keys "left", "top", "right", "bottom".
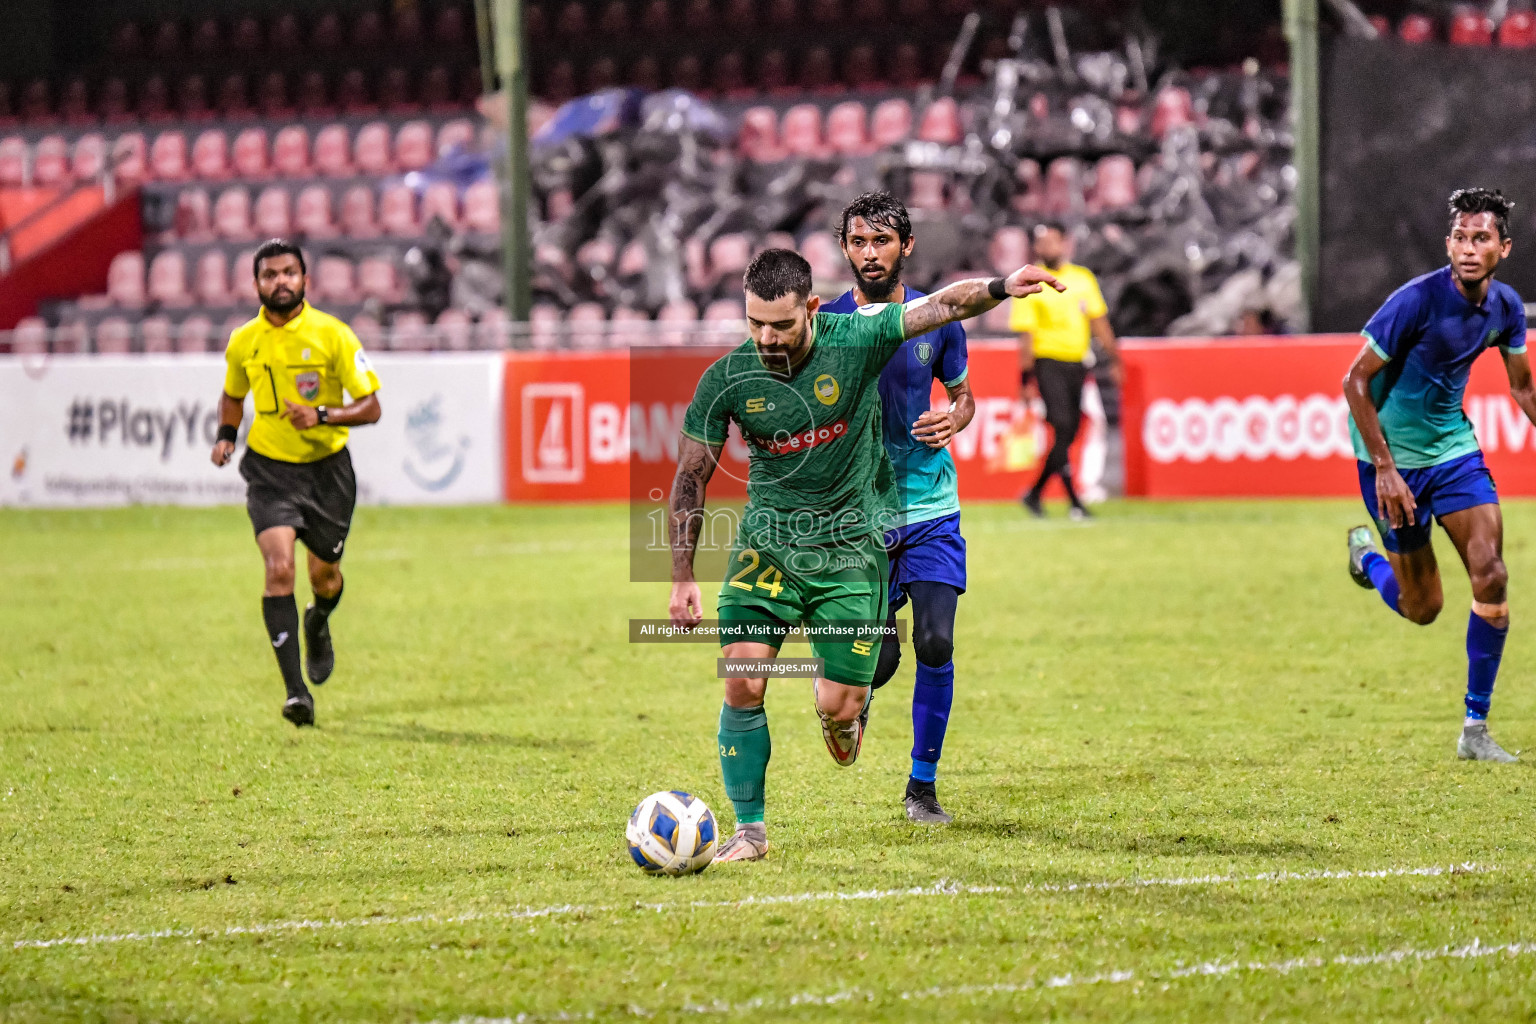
{"left": 716, "top": 545, "right": 887, "bottom": 686}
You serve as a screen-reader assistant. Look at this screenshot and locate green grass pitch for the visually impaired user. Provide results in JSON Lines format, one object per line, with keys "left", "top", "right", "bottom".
{"left": 3, "top": 500, "right": 1535, "bottom": 1022}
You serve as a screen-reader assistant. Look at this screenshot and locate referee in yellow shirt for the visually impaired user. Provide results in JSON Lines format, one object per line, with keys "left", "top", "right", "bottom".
{"left": 210, "top": 240, "right": 382, "bottom": 727}
{"left": 1009, "top": 222, "right": 1121, "bottom": 520}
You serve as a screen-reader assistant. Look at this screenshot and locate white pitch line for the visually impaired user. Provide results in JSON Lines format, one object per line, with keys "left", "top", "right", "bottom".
{"left": 435, "top": 936, "right": 1536, "bottom": 1023}
{"left": 7, "top": 862, "right": 1493, "bottom": 952}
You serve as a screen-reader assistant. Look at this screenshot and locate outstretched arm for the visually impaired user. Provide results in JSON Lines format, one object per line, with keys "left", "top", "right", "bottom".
{"left": 901, "top": 265, "right": 1064, "bottom": 338}
{"left": 1503, "top": 347, "right": 1536, "bottom": 426}
{"left": 669, "top": 434, "right": 723, "bottom": 626}
{"left": 1343, "top": 343, "right": 1415, "bottom": 528}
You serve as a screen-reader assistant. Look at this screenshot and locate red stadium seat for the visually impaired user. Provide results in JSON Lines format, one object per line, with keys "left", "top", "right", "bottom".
{"left": 273, "top": 125, "right": 310, "bottom": 176}
{"left": 724, "top": 0, "right": 755, "bottom": 29}
{"left": 106, "top": 251, "right": 146, "bottom": 308}
{"left": 1150, "top": 85, "right": 1195, "bottom": 140}
{"left": 530, "top": 304, "right": 563, "bottom": 350}
{"left": 137, "top": 76, "right": 173, "bottom": 123}
{"left": 140, "top": 316, "right": 174, "bottom": 353}
{"left": 177, "top": 75, "right": 212, "bottom": 121}
{"left": 395, "top": 121, "right": 434, "bottom": 171}
{"left": 191, "top": 129, "right": 230, "bottom": 180}
{"left": 890, "top": 41, "right": 923, "bottom": 87}
{"left": 759, "top": 50, "right": 792, "bottom": 93}
{"left": 172, "top": 187, "right": 214, "bottom": 242}
{"left": 150, "top": 130, "right": 190, "bottom": 181}
{"left": 826, "top": 101, "right": 870, "bottom": 156}
{"left": 147, "top": 251, "right": 190, "bottom": 307}
{"left": 232, "top": 128, "right": 270, "bottom": 178}
{"left": 436, "top": 308, "right": 474, "bottom": 351}
{"left": 96, "top": 317, "right": 133, "bottom": 354}
{"left": 657, "top": 300, "right": 698, "bottom": 346}
{"left": 1367, "top": 14, "right": 1391, "bottom": 37}
{"left": 422, "top": 66, "right": 456, "bottom": 112}
{"left": 254, "top": 186, "right": 292, "bottom": 237}
{"left": 435, "top": 5, "right": 469, "bottom": 44}
{"left": 709, "top": 233, "right": 753, "bottom": 283}
{"left": 71, "top": 134, "right": 106, "bottom": 181}
{"left": 60, "top": 79, "right": 92, "bottom": 125}
{"left": 421, "top": 181, "right": 461, "bottom": 228}
{"left": 314, "top": 124, "right": 352, "bottom": 176}
{"left": 475, "top": 307, "right": 508, "bottom": 350}
{"left": 916, "top": 97, "right": 961, "bottom": 145}
{"left": 14, "top": 317, "right": 48, "bottom": 355}
{"left": 110, "top": 21, "right": 144, "bottom": 57}
{"left": 391, "top": 311, "right": 433, "bottom": 350}
{"left": 189, "top": 17, "right": 220, "bottom": 54}
{"left": 909, "top": 171, "right": 946, "bottom": 209}
{"left": 231, "top": 250, "right": 260, "bottom": 305}
{"left": 270, "top": 13, "right": 303, "bottom": 51}
{"left": 798, "top": 47, "right": 836, "bottom": 91}
{"left": 338, "top": 69, "right": 377, "bottom": 115}
{"left": 703, "top": 298, "right": 745, "bottom": 324}
{"left": 436, "top": 119, "right": 475, "bottom": 157}
{"left": 1500, "top": 9, "right": 1536, "bottom": 46}
{"left": 358, "top": 258, "right": 401, "bottom": 302}
{"left": 354, "top": 122, "right": 393, "bottom": 174}
{"left": 870, "top": 98, "right": 912, "bottom": 148}
{"left": 1042, "top": 157, "right": 1084, "bottom": 215}
{"left": 218, "top": 73, "right": 254, "bottom": 120}
{"left": 610, "top": 306, "right": 651, "bottom": 348}
{"left": 295, "top": 185, "right": 338, "bottom": 239}
{"left": 380, "top": 68, "right": 420, "bottom": 115}
{"left": 567, "top": 302, "right": 608, "bottom": 350}
{"left": 298, "top": 71, "right": 333, "bottom": 117}
{"left": 194, "top": 250, "right": 231, "bottom": 307}
{"left": 379, "top": 184, "right": 419, "bottom": 236}
{"left": 352, "top": 10, "right": 386, "bottom": 48}
{"left": 464, "top": 180, "right": 500, "bottom": 233}
{"left": 33, "top": 135, "right": 70, "bottom": 186}
{"left": 737, "top": 106, "right": 786, "bottom": 162}
{"left": 557, "top": 1, "right": 590, "bottom": 35}
{"left": 176, "top": 314, "right": 214, "bottom": 353}
{"left": 340, "top": 184, "right": 381, "bottom": 238}
{"left": 21, "top": 79, "right": 55, "bottom": 125}
{"left": 313, "top": 256, "right": 358, "bottom": 304}
{"left": 618, "top": 238, "right": 650, "bottom": 278}
{"left": 258, "top": 72, "right": 292, "bottom": 120}
{"left": 1399, "top": 13, "right": 1436, "bottom": 43}
{"left": 214, "top": 186, "right": 255, "bottom": 241}
{"left": 393, "top": 5, "right": 424, "bottom": 45}
{"left": 351, "top": 314, "right": 383, "bottom": 351}
{"left": 800, "top": 231, "right": 844, "bottom": 283}
{"left": 110, "top": 133, "right": 147, "bottom": 187}
{"left": 1450, "top": 8, "right": 1493, "bottom": 45}
{"left": 52, "top": 320, "right": 87, "bottom": 353}
{"left": 1091, "top": 154, "right": 1138, "bottom": 211}
{"left": 988, "top": 226, "right": 1029, "bottom": 275}
{"left": 99, "top": 78, "right": 132, "bottom": 123}
{"left": 313, "top": 12, "right": 345, "bottom": 49}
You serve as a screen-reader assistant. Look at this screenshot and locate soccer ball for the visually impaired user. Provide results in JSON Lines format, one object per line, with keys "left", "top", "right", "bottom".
{"left": 626, "top": 790, "right": 717, "bottom": 876}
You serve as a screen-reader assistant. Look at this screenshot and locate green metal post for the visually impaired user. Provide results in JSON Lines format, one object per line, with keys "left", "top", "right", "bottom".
{"left": 493, "top": 0, "right": 533, "bottom": 324}
{"left": 1285, "top": 0, "right": 1320, "bottom": 331}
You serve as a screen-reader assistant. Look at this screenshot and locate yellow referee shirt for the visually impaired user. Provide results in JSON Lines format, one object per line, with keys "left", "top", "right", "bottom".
{"left": 223, "top": 303, "right": 381, "bottom": 464}
{"left": 1007, "top": 263, "right": 1108, "bottom": 363}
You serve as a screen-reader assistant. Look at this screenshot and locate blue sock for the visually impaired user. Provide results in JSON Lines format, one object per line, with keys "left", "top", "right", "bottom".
{"left": 1361, "top": 551, "right": 1402, "bottom": 615}
{"left": 1465, "top": 611, "right": 1508, "bottom": 720}
{"left": 910, "top": 660, "right": 953, "bottom": 782}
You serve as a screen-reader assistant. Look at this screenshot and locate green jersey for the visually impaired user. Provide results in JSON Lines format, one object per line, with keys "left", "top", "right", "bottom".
{"left": 681, "top": 303, "right": 908, "bottom": 577}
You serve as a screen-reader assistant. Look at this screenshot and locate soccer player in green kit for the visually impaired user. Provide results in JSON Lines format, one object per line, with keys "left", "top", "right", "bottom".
{"left": 667, "top": 248, "right": 1062, "bottom": 861}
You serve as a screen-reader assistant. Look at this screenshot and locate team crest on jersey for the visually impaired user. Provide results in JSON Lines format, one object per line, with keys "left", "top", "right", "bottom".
{"left": 295, "top": 371, "right": 320, "bottom": 401}
{"left": 915, "top": 341, "right": 933, "bottom": 365}
{"left": 813, "top": 373, "right": 840, "bottom": 406}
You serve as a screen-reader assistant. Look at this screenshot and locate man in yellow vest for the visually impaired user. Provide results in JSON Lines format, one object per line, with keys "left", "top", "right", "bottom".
{"left": 1009, "top": 222, "right": 1121, "bottom": 519}
{"left": 210, "top": 240, "right": 382, "bottom": 727}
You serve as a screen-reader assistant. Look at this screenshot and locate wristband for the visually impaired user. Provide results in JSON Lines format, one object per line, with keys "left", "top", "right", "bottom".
{"left": 216, "top": 424, "right": 238, "bottom": 444}
{"left": 316, "top": 406, "right": 330, "bottom": 425}
{"left": 987, "top": 277, "right": 1010, "bottom": 301}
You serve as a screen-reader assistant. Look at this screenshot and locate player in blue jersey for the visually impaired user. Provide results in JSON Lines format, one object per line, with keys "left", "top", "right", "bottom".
{"left": 826, "top": 192, "right": 974, "bottom": 822}
{"left": 1344, "top": 188, "right": 1536, "bottom": 762}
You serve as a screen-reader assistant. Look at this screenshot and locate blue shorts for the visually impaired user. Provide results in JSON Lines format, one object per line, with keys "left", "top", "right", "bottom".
{"left": 1357, "top": 450, "right": 1498, "bottom": 553}
{"left": 882, "top": 512, "right": 967, "bottom": 610}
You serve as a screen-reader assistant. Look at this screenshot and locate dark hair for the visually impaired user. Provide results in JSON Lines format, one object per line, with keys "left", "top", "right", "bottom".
{"left": 252, "top": 238, "right": 307, "bottom": 278}
{"left": 743, "top": 248, "right": 813, "bottom": 302}
{"left": 1033, "top": 220, "right": 1067, "bottom": 237}
{"left": 837, "top": 191, "right": 911, "bottom": 245}
{"left": 1448, "top": 188, "right": 1514, "bottom": 240}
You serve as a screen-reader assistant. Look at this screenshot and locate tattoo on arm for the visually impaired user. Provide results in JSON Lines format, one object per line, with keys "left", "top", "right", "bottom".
{"left": 901, "top": 279, "right": 996, "bottom": 338}
{"left": 669, "top": 436, "right": 721, "bottom": 580}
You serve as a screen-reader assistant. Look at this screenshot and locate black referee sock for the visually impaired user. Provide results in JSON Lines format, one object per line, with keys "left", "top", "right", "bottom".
{"left": 312, "top": 583, "right": 343, "bottom": 621}
{"left": 262, "top": 595, "right": 308, "bottom": 700}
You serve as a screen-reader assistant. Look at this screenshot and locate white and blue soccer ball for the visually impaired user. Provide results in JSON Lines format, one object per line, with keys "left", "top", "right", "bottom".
{"left": 626, "top": 790, "right": 717, "bottom": 876}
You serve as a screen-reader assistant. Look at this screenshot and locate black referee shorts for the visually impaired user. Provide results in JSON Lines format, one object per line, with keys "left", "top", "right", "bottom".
{"left": 240, "top": 447, "right": 358, "bottom": 563}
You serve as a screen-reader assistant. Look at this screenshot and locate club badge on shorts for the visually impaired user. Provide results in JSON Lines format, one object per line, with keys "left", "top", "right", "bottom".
{"left": 295, "top": 371, "right": 320, "bottom": 401}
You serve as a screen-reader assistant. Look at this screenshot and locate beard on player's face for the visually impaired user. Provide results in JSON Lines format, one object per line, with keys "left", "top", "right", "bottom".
{"left": 848, "top": 250, "right": 906, "bottom": 302}
{"left": 259, "top": 281, "right": 305, "bottom": 314}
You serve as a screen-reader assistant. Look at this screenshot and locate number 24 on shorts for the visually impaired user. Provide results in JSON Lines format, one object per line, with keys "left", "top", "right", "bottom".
{"left": 728, "top": 548, "right": 784, "bottom": 598}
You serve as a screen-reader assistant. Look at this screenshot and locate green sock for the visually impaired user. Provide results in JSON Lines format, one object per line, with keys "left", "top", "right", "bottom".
{"left": 718, "top": 702, "right": 770, "bottom": 825}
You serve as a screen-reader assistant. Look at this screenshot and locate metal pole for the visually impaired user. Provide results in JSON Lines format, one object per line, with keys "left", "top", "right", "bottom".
{"left": 1285, "top": 0, "right": 1319, "bottom": 331}
{"left": 492, "top": 0, "right": 533, "bottom": 323}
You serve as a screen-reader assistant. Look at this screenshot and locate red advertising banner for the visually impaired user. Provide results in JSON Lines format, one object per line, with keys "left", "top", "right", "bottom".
{"left": 503, "top": 342, "right": 1104, "bottom": 503}
{"left": 1118, "top": 335, "right": 1536, "bottom": 497}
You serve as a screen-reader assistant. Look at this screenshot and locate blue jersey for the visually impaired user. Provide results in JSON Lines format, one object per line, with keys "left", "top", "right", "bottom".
{"left": 1350, "top": 265, "right": 1527, "bottom": 469}
{"left": 824, "top": 287, "right": 968, "bottom": 526}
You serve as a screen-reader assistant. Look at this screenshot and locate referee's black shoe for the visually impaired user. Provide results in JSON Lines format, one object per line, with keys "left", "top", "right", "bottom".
{"left": 303, "top": 604, "right": 335, "bottom": 685}
{"left": 282, "top": 693, "right": 315, "bottom": 727}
